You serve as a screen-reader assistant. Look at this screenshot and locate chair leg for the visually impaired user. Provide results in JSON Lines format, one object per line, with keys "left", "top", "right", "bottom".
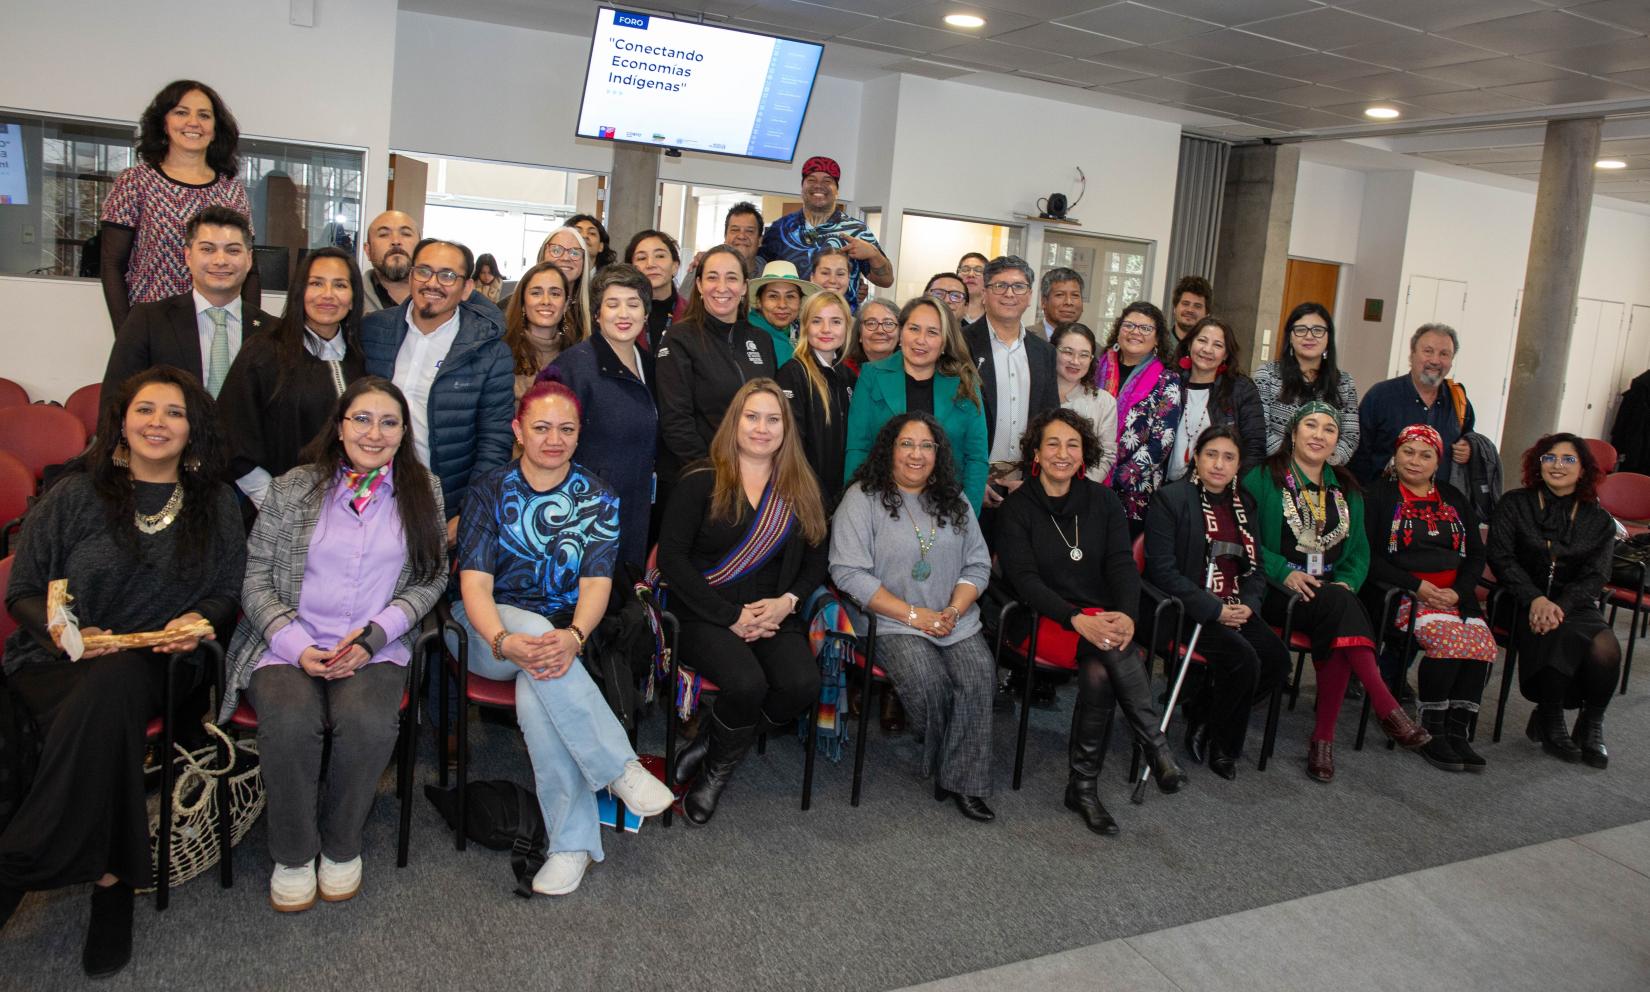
{"left": 757, "top": 731, "right": 767, "bottom": 756}
{"left": 800, "top": 698, "right": 819, "bottom": 812}
{"left": 1258, "top": 680, "right": 1283, "bottom": 771}
{"left": 1621, "top": 592, "right": 1641, "bottom": 695}
{"left": 662, "top": 632, "right": 680, "bottom": 829}
{"left": 850, "top": 671, "right": 876, "bottom": 807}
{"left": 1287, "top": 649, "right": 1307, "bottom": 711}
{"left": 1493, "top": 645, "right": 1518, "bottom": 743}
{"left": 1012, "top": 623, "right": 1041, "bottom": 792}
{"left": 217, "top": 732, "right": 233, "bottom": 888}
{"left": 437, "top": 654, "right": 451, "bottom": 791}
{"left": 396, "top": 709, "right": 414, "bottom": 868}
{"left": 455, "top": 688, "right": 469, "bottom": 852}
{"left": 155, "top": 668, "right": 176, "bottom": 912}
{"left": 1353, "top": 691, "right": 1371, "bottom": 751}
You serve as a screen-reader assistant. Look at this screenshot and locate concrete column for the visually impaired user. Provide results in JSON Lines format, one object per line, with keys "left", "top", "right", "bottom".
{"left": 1212, "top": 142, "right": 1299, "bottom": 369}
{"left": 1503, "top": 117, "right": 1601, "bottom": 462}
{"left": 607, "top": 143, "right": 662, "bottom": 246}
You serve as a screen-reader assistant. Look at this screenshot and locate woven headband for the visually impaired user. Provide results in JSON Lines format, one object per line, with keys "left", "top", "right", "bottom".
{"left": 1289, "top": 400, "right": 1338, "bottom": 429}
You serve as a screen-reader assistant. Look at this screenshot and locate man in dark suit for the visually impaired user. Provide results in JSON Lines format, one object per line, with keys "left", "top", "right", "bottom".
{"left": 962, "top": 254, "right": 1059, "bottom": 514}
{"left": 102, "top": 205, "right": 275, "bottom": 399}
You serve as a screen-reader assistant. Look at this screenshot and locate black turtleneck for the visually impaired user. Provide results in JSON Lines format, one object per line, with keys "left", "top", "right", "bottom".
{"left": 996, "top": 475, "right": 1139, "bottom": 627}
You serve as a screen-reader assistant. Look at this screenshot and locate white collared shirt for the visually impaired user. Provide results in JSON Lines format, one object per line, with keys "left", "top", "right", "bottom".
{"left": 392, "top": 308, "right": 462, "bottom": 466}
{"left": 304, "top": 327, "right": 348, "bottom": 361}
{"left": 192, "top": 290, "right": 244, "bottom": 377}
{"left": 986, "top": 319, "right": 1031, "bottom": 464}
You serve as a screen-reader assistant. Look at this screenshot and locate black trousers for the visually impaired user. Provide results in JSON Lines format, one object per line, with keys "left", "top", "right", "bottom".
{"left": 1182, "top": 615, "right": 1289, "bottom": 753}
{"left": 677, "top": 623, "right": 818, "bottom": 728}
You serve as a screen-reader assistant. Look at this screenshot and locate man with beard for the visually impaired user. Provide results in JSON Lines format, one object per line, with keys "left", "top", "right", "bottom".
{"left": 1349, "top": 322, "right": 1476, "bottom": 485}
{"left": 360, "top": 210, "right": 419, "bottom": 314}
{"left": 360, "top": 237, "right": 514, "bottom": 545}
{"left": 1170, "top": 275, "right": 1211, "bottom": 342}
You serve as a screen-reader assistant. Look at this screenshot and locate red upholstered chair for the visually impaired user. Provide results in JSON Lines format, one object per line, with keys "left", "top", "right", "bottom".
{"left": 1586, "top": 438, "right": 1619, "bottom": 475}
{"left": 0, "top": 378, "right": 29, "bottom": 409}
{"left": 0, "top": 404, "right": 87, "bottom": 482}
{"left": 65, "top": 383, "right": 102, "bottom": 440}
{"left": 0, "top": 451, "right": 32, "bottom": 557}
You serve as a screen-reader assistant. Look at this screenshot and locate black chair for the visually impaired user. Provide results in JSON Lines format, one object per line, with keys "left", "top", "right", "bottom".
{"left": 832, "top": 586, "right": 888, "bottom": 807}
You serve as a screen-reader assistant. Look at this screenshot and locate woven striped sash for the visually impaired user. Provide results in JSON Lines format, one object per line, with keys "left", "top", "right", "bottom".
{"left": 704, "top": 482, "right": 795, "bottom": 586}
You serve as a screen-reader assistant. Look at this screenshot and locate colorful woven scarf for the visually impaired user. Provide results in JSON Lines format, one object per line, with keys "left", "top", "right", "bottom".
{"left": 340, "top": 463, "right": 389, "bottom": 515}
{"left": 1097, "top": 348, "right": 1164, "bottom": 433}
{"left": 703, "top": 482, "right": 796, "bottom": 587}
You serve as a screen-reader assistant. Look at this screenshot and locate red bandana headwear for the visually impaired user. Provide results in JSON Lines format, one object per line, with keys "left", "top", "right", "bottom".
{"left": 801, "top": 156, "right": 840, "bottom": 183}
{"left": 1396, "top": 424, "right": 1444, "bottom": 459}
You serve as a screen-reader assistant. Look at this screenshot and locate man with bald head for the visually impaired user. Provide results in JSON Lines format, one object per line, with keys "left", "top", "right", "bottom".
{"left": 361, "top": 210, "right": 419, "bottom": 313}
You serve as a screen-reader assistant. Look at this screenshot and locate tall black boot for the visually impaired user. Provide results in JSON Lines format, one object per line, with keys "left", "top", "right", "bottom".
{"left": 682, "top": 711, "right": 756, "bottom": 825}
{"left": 673, "top": 702, "right": 715, "bottom": 786}
{"left": 82, "top": 882, "right": 134, "bottom": 978}
{"left": 1418, "top": 708, "right": 1463, "bottom": 771}
{"left": 1109, "top": 652, "right": 1187, "bottom": 793}
{"left": 1573, "top": 707, "right": 1609, "bottom": 769}
{"left": 1063, "top": 700, "right": 1118, "bottom": 836}
{"left": 1445, "top": 707, "right": 1486, "bottom": 772}
{"left": 1526, "top": 706, "right": 1581, "bottom": 763}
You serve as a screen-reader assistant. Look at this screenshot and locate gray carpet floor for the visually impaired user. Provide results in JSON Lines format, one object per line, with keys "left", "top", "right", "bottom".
{"left": 5, "top": 619, "right": 1649, "bottom": 991}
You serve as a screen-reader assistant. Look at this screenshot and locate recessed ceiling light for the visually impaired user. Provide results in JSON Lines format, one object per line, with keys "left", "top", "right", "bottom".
{"left": 1597, "top": 159, "right": 1628, "bottom": 170}
{"left": 944, "top": 13, "right": 986, "bottom": 28}
{"left": 1364, "top": 106, "right": 1401, "bottom": 120}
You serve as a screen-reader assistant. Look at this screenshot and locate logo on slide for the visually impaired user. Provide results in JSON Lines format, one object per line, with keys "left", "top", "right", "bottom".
{"left": 598, "top": 126, "right": 616, "bottom": 139}
{"left": 613, "top": 10, "right": 649, "bottom": 30}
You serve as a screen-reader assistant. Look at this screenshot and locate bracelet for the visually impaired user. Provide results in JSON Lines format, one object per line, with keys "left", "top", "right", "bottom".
{"left": 906, "top": 603, "right": 919, "bottom": 625}
{"left": 491, "top": 630, "right": 509, "bottom": 660}
{"left": 566, "top": 623, "right": 587, "bottom": 649}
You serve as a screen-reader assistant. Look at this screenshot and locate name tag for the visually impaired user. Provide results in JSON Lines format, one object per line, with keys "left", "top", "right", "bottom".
{"left": 1305, "top": 552, "right": 1325, "bottom": 576}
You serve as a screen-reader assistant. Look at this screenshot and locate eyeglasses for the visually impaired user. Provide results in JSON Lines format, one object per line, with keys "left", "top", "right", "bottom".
{"left": 957, "top": 265, "right": 985, "bottom": 276}
{"left": 411, "top": 265, "right": 464, "bottom": 286}
{"left": 347, "top": 413, "right": 405, "bottom": 434}
{"left": 861, "top": 318, "right": 899, "bottom": 332}
{"left": 927, "top": 289, "right": 966, "bottom": 304}
{"left": 1290, "top": 324, "right": 1330, "bottom": 340}
{"left": 546, "top": 244, "right": 586, "bottom": 260}
{"left": 986, "top": 281, "right": 1031, "bottom": 297}
{"left": 1057, "top": 347, "right": 1094, "bottom": 363}
{"left": 1539, "top": 453, "right": 1579, "bottom": 466}
{"left": 896, "top": 439, "right": 938, "bottom": 453}
{"left": 1118, "top": 320, "right": 1156, "bottom": 336}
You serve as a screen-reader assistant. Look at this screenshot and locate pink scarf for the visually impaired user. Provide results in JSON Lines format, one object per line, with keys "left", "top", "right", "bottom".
{"left": 1096, "top": 347, "right": 1164, "bottom": 436}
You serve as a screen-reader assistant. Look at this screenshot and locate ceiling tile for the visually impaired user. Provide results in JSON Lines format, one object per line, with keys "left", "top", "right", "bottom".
{"left": 1077, "top": 45, "right": 1223, "bottom": 74}
{"left": 1198, "top": 122, "right": 1292, "bottom": 138}
{"left": 1317, "top": 98, "right": 1434, "bottom": 120}
{"left": 1126, "top": 0, "right": 1321, "bottom": 26}
{"left": 1170, "top": 65, "right": 1307, "bottom": 93}
{"left": 1600, "top": 138, "right": 1650, "bottom": 155}
{"left": 1487, "top": 75, "right": 1650, "bottom": 103}
{"left": 1420, "top": 56, "right": 1582, "bottom": 88}
{"left": 1524, "top": 37, "right": 1650, "bottom": 74}
{"left": 1243, "top": 51, "right": 1390, "bottom": 83}
{"left": 1318, "top": 70, "right": 1465, "bottom": 100}
{"left": 1251, "top": 105, "right": 1365, "bottom": 128}
{"left": 937, "top": 39, "right": 1076, "bottom": 71}
{"left": 988, "top": 23, "right": 1136, "bottom": 59}
{"left": 734, "top": 0, "right": 875, "bottom": 36}
{"left": 886, "top": 1, "right": 1041, "bottom": 40}
{"left": 1567, "top": 0, "right": 1650, "bottom": 33}
{"left": 1261, "top": 82, "right": 1367, "bottom": 107}
{"left": 1152, "top": 27, "right": 1312, "bottom": 62}
{"left": 1243, "top": 7, "right": 1420, "bottom": 49}
{"left": 976, "top": 0, "right": 1116, "bottom": 18}
{"left": 1056, "top": 2, "right": 1223, "bottom": 45}
{"left": 1100, "top": 75, "right": 1231, "bottom": 101}
{"left": 1333, "top": 0, "right": 1546, "bottom": 33}
{"left": 1426, "top": 146, "right": 1544, "bottom": 165}
{"left": 1436, "top": 9, "right": 1637, "bottom": 56}
{"left": 1403, "top": 88, "right": 1547, "bottom": 114}
{"left": 1182, "top": 93, "right": 1299, "bottom": 117}
{"left": 1606, "top": 67, "right": 1650, "bottom": 89}
{"left": 877, "top": 58, "right": 977, "bottom": 79}
{"left": 1330, "top": 33, "right": 1502, "bottom": 70}
{"left": 837, "top": 18, "right": 966, "bottom": 51}
{"left": 1057, "top": 59, "right": 1157, "bottom": 85}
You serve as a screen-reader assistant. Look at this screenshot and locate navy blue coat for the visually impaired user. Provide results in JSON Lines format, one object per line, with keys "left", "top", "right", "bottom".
{"left": 546, "top": 334, "right": 657, "bottom": 570}
{"left": 360, "top": 299, "right": 515, "bottom": 520}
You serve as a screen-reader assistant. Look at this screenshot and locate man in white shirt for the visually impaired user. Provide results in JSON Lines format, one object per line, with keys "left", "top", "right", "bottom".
{"left": 1039, "top": 267, "right": 1085, "bottom": 341}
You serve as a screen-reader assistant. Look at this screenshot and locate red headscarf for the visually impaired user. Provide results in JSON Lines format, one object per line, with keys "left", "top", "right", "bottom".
{"left": 1396, "top": 424, "right": 1444, "bottom": 459}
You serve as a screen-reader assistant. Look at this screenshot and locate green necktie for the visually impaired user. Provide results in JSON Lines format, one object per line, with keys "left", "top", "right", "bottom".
{"left": 205, "top": 306, "right": 230, "bottom": 397}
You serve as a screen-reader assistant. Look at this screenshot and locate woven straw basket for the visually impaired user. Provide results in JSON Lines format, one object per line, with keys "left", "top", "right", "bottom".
{"left": 139, "top": 722, "right": 265, "bottom": 892}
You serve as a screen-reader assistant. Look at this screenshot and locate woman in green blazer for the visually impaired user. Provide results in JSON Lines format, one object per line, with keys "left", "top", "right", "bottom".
{"left": 1240, "top": 400, "right": 1429, "bottom": 784}
{"left": 843, "top": 296, "right": 988, "bottom": 513}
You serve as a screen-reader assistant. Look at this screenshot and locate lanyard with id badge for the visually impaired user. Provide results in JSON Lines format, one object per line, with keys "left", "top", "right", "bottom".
{"left": 1288, "top": 465, "right": 1333, "bottom": 577}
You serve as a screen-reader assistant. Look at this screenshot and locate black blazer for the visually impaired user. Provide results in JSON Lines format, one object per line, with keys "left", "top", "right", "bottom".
{"left": 1143, "top": 478, "right": 1266, "bottom": 624}
{"left": 1181, "top": 374, "right": 1268, "bottom": 469}
{"left": 103, "top": 291, "right": 276, "bottom": 397}
{"left": 962, "top": 318, "right": 1059, "bottom": 454}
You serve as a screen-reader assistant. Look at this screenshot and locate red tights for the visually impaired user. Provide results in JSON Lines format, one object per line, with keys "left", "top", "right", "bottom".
{"left": 1312, "top": 645, "right": 1398, "bottom": 743}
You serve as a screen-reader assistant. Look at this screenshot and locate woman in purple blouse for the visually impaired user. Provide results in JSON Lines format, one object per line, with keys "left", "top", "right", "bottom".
{"left": 220, "top": 377, "right": 449, "bottom": 912}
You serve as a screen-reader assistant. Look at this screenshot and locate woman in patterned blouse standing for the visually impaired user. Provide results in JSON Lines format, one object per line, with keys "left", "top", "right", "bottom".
{"left": 100, "top": 80, "right": 255, "bottom": 332}
{"left": 1093, "top": 302, "right": 1181, "bottom": 532}
{"left": 1253, "top": 302, "right": 1360, "bottom": 465}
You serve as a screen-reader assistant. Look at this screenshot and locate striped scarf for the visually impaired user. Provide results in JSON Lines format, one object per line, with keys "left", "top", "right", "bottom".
{"left": 703, "top": 482, "right": 795, "bottom": 586}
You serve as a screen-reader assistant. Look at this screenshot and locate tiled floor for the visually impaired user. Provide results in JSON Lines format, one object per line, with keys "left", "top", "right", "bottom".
{"left": 898, "top": 820, "right": 1650, "bottom": 992}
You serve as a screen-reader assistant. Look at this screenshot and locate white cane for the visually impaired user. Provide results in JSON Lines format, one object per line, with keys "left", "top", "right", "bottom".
{"left": 1131, "top": 557, "right": 1218, "bottom": 805}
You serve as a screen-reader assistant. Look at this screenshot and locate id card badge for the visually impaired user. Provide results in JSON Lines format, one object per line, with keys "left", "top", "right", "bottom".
{"left": 1305, "top": 553, "right": 1325, "bottom": 576}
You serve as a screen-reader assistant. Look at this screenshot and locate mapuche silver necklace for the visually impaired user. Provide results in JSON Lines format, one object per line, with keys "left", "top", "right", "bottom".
{"left": 1050, "top": 513, "right": 1082, "bottom": 561}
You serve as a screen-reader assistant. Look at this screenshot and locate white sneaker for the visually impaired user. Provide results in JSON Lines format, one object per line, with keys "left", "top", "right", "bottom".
{"left": 531, "top": 851, "right": 591, "bottom": 896}
{"left": 318, "top": 854, "right": 362, "bottom": 902}
{"left": 270, "top": 862, "right": 316, "bottom": 912}
{"left": 608, "top": 759, "right": 673, "bottom": 817}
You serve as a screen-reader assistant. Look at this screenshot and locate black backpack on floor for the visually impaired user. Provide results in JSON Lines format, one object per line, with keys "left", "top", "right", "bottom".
{"left": 424, "top": 781, "right": 546, "bottom": 897}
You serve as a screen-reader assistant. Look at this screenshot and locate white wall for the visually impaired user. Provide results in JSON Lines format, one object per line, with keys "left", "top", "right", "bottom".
{"left": 1334, "top": 171, "right": 1412, "bottom": 406}
{"left": 1290, "top": 162, "right": 1364, "bottom": 265}
{"left": 0, "top": 0, "right": 400, "bottom": 401}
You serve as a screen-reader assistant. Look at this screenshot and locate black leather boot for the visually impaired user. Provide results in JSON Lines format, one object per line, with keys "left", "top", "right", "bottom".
{"left": 1183, "top": 721, "right": 1210, "bottom": 765}
{"left": 82, "top": 882, "right": 134, "bottom": 978}
{"left": 1110, "top": 652, "right": 1187, "bottom": 794}
{"left": 1445, "top": 707, "right": 1486, "bottom": 772}
{"left": 683, "top": 711, "right": 756, "bottom": 825}
{"left": 1527, "top": 706, "right": 1581, "bottom": 763}
{"left": 1063, "top": 700, "right": 1119, "bottom": 836}
{"left": 1573, "top": 707, "right": 1609, "bottom": 769}
{"left": 672, "top": 703, "right": 715, "bottom": 786}
{"left": 1418, "top": 708, "right": 1463, "bottom": 772}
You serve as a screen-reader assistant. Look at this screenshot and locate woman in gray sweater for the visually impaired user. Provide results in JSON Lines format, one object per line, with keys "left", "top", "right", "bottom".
{"left": 830, "top": 411, "right": 996, "bottom": 822}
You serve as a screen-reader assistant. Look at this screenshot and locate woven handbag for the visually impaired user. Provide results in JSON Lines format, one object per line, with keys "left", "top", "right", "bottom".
{"left": 139, "top": 722, "right": 265, "bottom": 892}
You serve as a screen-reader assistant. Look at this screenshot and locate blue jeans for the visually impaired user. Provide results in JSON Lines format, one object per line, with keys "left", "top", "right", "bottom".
{"left": 448, "top": 601, "right": 635, "bottom": 861}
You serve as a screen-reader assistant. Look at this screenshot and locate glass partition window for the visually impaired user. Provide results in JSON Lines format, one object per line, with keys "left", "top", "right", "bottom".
{"left": 658, "top": 182, "right": 793, "bottom": 263}
{"left": 894, "top": 212, "right": 1023, "bottom": 309}
{"left": 413, "top": 154, "right": 598, "bottom": 279}
{"left": 1041, "top": 231, "right": 1152, "bottom": 331}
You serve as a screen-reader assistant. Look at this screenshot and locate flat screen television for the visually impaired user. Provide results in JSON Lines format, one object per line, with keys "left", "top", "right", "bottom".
{"left": 575, "top": 6, "right": 824, "bottom": 164}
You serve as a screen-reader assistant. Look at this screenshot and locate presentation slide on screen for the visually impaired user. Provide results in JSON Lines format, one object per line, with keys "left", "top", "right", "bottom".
{"left": 0, "top": 125, "right": 27, "bottom": 205}
{"left": 577, "top": 7, "right": 823, "bottom": 162}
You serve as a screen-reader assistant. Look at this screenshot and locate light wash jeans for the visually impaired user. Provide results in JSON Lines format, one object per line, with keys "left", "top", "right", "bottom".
{"left": 448, "top": 601, "right": 635, "bottom": 860}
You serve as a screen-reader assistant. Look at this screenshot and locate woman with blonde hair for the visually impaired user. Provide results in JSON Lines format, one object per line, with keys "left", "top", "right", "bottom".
{"left": 535, "top": 227, "right": 593, "bottom": 346}
{"left": 502, "top": 261, "right": 575, "bottom": 397}
{"left": 776, "top": 290, "right": 856, "bottom": 508}
{"left": 656, "top": 378, "right": 829, "bottom": 825}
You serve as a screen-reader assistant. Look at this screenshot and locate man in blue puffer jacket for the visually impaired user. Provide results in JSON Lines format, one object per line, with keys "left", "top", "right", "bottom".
{"left": 361, "top": 237, "right": 515, "bottom": 545}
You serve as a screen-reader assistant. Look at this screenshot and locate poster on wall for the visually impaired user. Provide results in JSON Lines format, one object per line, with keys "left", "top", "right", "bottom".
{"left": 0, "top": 124, "right": 26, "bottom": 205}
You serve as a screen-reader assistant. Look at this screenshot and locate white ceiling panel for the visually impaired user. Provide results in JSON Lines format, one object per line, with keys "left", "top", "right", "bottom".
{"left": 1437, "top": 9, "right": 1636, "bottom": 56}
{"left": 1567, "top": 0, "right": 1650, "bottom": 34}
{"left": 889, "top": 1, "right": 1041, "bottom": 39}
{"left": 1242, "top": 7, "right": 1420, "bottom": 49}
{"left": 1055, "top": 2, "right": 1223, "bottom": 45}
{"left": 1332, "top": 0, "right": 1545, "bottom": 33}
{"left": 1169, "top": 65, "right": 1306, "bottom": 93}
{"left": 938, "top": 39, "right": 1075, "bottom": 71}
{"left": 1152, "top": 27, "right": 1311, "bottom": 63}
{"left": 1262, "top": 82, "right": 1376, "bottom": 107}
{"left": 1242, "top": 50, "right": 1391, "bottom": 83}
{"left": 1077, "top": 45, "right": 1223, "bottom": 75}
{"left": 1318, "top": 70, "right": 1466, "bottom": 100}
{"left": 1251, "top": 105, "right": 1364, "bottom": 127}
{"left": 987, "top": 23, "right": 1136, "bottom": 59}
{"left": 1330, "top": 33, "right": 1502, "bottom": 71}
{"left": 1489, "top": 75, "right": 1650, "bottom": 103}
{"left": 1056, "top": 58, "right": 1158, "bottom": 85}
{"left": 1524, "top": 37, "right": 1650, "bottom": 74}
{"left": 1419, "top": 56, "right": 1583, "bottom": 88}
{"left": 1403, "top": 88, "right": 1546, "bottom": 115}
{"left": 1135, "top": 0, "right": 1322, "bottom": 25}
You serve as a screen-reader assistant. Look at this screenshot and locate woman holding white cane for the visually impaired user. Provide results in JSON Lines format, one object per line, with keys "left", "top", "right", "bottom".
{"left": 1144, "top": 425, "right": 1288, "bottom": 780}
{"left": 998, "top": 409, "right": 1187, "bottom": 838}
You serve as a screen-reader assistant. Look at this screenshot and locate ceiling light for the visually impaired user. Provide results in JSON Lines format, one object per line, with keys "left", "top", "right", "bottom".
{"left": 944, "top": 13, "right": 986, "bottom": 28}
{"left": 1363, "top": 106, "right": 1401, "bottom": 120}
{"left": 1597, "top": 159, "right": 1628, "bottom": 170}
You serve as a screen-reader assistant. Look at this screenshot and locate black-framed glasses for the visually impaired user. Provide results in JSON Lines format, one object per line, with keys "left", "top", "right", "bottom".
{"left": 927, "top": 289, "right": 965, "bottom": 304}
{"left": 1118, "top": 320, "right": 1156, "bottom": 336}
{"left": 957, "top": 264, "right": 985, "bottom": 276}
{"left": 986, "top": 281, "right": 1031, "bottom": 297}
{"left": 1290, "top": 324, "right": 1330, "bottom": 339}
{"left": 861, "top": 317, "right": 899, "bottom": 332}
{"left": 411, "top": 265, "right": 463, "bottom": 286}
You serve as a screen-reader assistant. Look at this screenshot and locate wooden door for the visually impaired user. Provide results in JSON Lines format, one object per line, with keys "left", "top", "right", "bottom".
{"left": 386, "top": 153, "right": 428, "bottom": 233}
{"left": 1276, "top": 258, "right": 1339, "bottom": 360}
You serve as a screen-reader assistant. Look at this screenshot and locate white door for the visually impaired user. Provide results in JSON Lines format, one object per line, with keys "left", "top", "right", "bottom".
{"left": 1560, "top": 298, "right": 1627, "bottom": 437}
{"left": 1391, "top": 275, "right": 1467, "bottom": 377}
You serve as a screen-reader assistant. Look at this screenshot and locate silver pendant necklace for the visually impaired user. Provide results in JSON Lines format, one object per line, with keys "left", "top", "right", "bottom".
{"left": 1050, "top": 513, "right": 1082, "bottom": 562}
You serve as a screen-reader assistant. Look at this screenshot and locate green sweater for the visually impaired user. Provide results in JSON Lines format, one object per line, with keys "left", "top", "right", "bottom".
{"left": 1240, "top": 463, "right": 1369, "bottom": 592}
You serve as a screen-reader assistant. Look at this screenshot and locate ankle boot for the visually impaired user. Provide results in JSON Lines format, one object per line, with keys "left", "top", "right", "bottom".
{"left": 1064, "top": 701, "right": 1119, "bottom": 835}
{"left": 673, "top": 703, "right": 716, "bottom": 786}
{"left": 1417, "top": 708, "right": 1463, "bottom": 771}
{"left": 1108, "top": 652, "right": 1187, "bottom": 793}
{"left": 683, "top": 711, "right": 756, "bottom": 825}
{"left": 1445, "top": 707, "right": 1486, "bottom": 772}
{"left": 1573, "top": 708, "right": 1609, "bottom": 769}
{"left": 1526, "top": 706, "right": 1582, "bottom": 763}
{"left": 1378, "top": 707, "right": 1431, "bottom": 749}
{"left": 82, "top": 882, "right": 134, "bottom": 978}
{"left": 1183, "top": 721, "right": 1210, "bottom": 765}
{"left": 0, "top": 886, "right": 22, "bottom": 932}
{"left": 1306, "top": 739, "right": 1334, "bottom": 782}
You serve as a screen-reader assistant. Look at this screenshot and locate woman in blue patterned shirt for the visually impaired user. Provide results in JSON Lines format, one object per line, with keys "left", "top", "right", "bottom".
{"left": 450, "top": 379, "right": 672, "bottom": 896}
